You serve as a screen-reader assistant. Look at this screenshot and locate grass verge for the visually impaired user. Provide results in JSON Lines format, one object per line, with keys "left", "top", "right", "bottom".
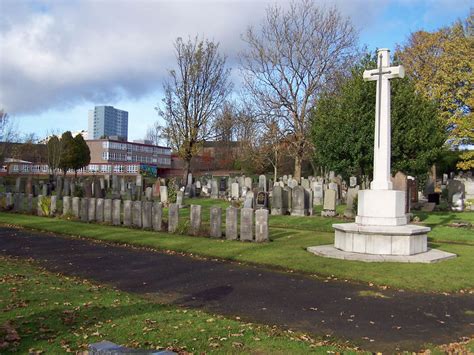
{"left": 0, "top": 210, "right": 473, "bottom": 293}
{"left": 0, "top": 255, "right": 348, "bottom": 353}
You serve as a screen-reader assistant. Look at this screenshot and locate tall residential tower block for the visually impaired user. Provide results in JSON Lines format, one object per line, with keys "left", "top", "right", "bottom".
{"left": 88, "top": 106, "right": 128, "bottom": 141}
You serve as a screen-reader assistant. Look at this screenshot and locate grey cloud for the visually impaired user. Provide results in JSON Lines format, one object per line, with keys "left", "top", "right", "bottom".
{"left": 0, "top": 0, "right": 384, "bottom": 115}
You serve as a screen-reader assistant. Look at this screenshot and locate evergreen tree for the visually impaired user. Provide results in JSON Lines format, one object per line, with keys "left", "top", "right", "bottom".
{"left": 72, "top": 134, "right": 90, "bottom": 175}
{"left": 311, "top": 54, "right": 446, "bottom": 182}
{"left": 58, "top": 131, "right": 76, "bottom": 175}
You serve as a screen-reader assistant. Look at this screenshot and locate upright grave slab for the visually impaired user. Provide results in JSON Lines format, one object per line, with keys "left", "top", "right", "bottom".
{"left": 240, "top": 208, "right": 253, "bottom": 241}
{"left": 225, "top": 206, "right": 238, "bottom": 240}
{"left": 152, "top": 202, "right": 163, "bottom": 231}
{"left": 210, "top": 207, "right": 222, "bottom": 238}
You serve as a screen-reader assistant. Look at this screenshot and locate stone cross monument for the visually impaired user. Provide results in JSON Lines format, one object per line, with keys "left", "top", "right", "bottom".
{"left": 308, "top": 48, "right": 456, "bottom": 262}
{"left": 363, "top": 48, "right": 404, "bottom": 191}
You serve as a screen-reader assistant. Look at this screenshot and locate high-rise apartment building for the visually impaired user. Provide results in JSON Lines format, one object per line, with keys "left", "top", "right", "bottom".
{"left": 88, "top": 106, "right": 128, "bottom": 141}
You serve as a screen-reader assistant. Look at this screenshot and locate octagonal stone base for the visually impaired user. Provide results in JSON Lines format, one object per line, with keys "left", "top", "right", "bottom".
{"left": 333, "top": 223, "right": 430, "bottom": 255}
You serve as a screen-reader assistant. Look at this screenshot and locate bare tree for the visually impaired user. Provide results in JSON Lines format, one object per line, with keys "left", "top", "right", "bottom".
{"left": 240, "top": 0, "right": 357, "bottom": 179}
{"left": 144, "top": 121, "right": 164, "bottom": 146}
{"left": 261, "top": 118, "right": 286, "bottom": 181}
{"left": 0, "top": 109, "right": 19, "bottom": 164}
{"left": 157, "top": 37, "right": 232, "bottom": 182}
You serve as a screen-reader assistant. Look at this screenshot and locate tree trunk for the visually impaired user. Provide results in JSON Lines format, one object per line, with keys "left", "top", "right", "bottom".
{"left": 183, "top": 159, "right": 191, "bottom": 186}
{"left": 294, "top": 154, "right": 302, "bottom": 181}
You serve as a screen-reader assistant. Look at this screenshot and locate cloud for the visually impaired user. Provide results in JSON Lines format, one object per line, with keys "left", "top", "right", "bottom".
{"left": 0, "top": 0, "right": 387, "bottom": 116}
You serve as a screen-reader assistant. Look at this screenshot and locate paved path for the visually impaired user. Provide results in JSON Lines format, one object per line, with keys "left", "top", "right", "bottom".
{"left": 0, "top": 226, "right": 473, "bottom": 352}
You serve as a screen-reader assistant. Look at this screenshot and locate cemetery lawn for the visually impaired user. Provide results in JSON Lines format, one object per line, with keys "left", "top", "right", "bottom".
{"left": 0, "top": 201, "right": 473, "bottom": 293}
{"left": 0, "top": 255, "right": 345, "bottom": 353}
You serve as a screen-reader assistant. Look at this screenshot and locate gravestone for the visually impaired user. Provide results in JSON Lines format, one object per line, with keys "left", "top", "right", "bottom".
{"left": 27, "top": 194, "right": 33, "bottom": 213}
{"left": 407, "top": 178, "right": 418, "bottom": 203}
{"left": 287, "top": 178, "right": 298, "bottom": 189}
{"left": 26, "top": 177, "right": 33, "bottom": 196}
{"left": 231, "top": 182, "right": 240, "bottom": 199}
{"left": 312, "top": 181, "right": 324, "bottom": 206}
{"left": 84, "top": 181, "right": 92, "bottom": 198}
{"left": 63, "top": 196, "right": 71, "bottom": 216}
{"left": 210, "top": 179, "right": 218, "bottom": 199}
{"left": 243, "top": 191, "right": 254, "bottom": 209}
{"left": 225, "top": 206, "right": 238, "bottom": 240}
{"left": 132, "top": 201, "right": 142, "bottom": 228}
{"left": 195, "top": 180, "right": 202, "bottom": 197}
{"left": 5, "top": 192, "right": 12, "bottom": 209}
{"left": 152, "top": 179, "right": 161, "bottom": 198}
{"left": 392, "top": 171, "right": 409, "bottom": 213}
{"left": 112, "top": 199, "right": 121, "bottom": 225}
{"left": 136, "top": 174, "right": 143, "bottom": 187}
{"left": 104, "top": 199, "right": 112, "bottom": 223}
{"left": 50, "top": 195, "right": 57, "bottom": 215}
{"left": 343, "top": 187, "right": 359, "bottom": 218}
{"left": 160, "top": 186, "right": 168, "bottom": 204}
{"left": 240, "top": 208, "right": 253, "bottom": 241}
{"left": 152, "top": 202, "right": 162, "bottom": 231}
{"left": 42, "top": 184, "right": 48, "bottom": 197}
{"left": 168, "top": 203, "right": 179, "bottom": 233}
{"left": 301, "top": 178, "right": 310, "bottom": 190}
{"left": 187, "top": 173, "right": 193, "bottom": 186}
{"left": 72, "top": 197, "right": 80, "bottom": 218}
{"left": 244, "top": 177, "right": 252, "bottom": 189}
{"left": 349, "top": 176, "right": 357, "bottom": 188}
{"left": 190, "top": 205, "right": 201, "bottom": 236}
{"left": 305, "top": 188, "right": 313, "bottom": 216}
{"left": 112, "top": 175, "right": 119, "bottom": 192}
{"left": 70, "top": 181, "right": 76, "bottom": 197}
{"left": 442, "top": 173, "right": 448, "bottom": 185}
{"left": 96, "top": 198, "right": 105, "bottom": 222}
{"left": 142, "top": 201, "right": 152, "bottom": 229}
{"left": 15, "top": 177, "right": 21, "bottom": 193}
{"left": 291, "top": 186, "right": 307, "bottom": 216}
{"left": 271, "top": 186, "right": 284, "bottom": 215}
{"left": 258, "top": 175, "right": 267, "bottom": 192}
{"left": 123, "top": 200, "right": 132, "bottom": 226}
{"left": 176, "top": 191, "right": 184, "bottom": 208}
{"left": 255, "top": 191, "right": 268, "bottom": 209}
{"left": 210, "top": 207, "right": 222, "bottom": 238}
{"left": 452, "top": 192, "right": 464, "bottom": 211}
{"left": 145, "top": 187, "right": 153, "bottom": 201}
{"left": 219, "top": 178, "right": 227, "bottom": 198}
{"left": 283, "top": 186, "right": 292, "bottom": 212}
{"left": 63, "top": 179, "right": 70, "bottom": 197}
{"left": 255, "top": 209, "right": 269, "bottom": 242}
{"left": 88, "top": 198, "right": 96, "bottom": 222}
{"left": 447, "top": 180, "right": 465, "bottom": 205}
{"left": 80, "top": 198, "right": 89, "bottom": 222}
{"left": 13, "top": 193, "right": 22, "bottom": 212}
{"left": 321, "top": 189, "right": 336, "bottom": 217}
{"left": 94, "top": 179, "right": 103, "bottom": 198}
{"left": 328, "top": 182, "right": 339, "bottom": 201}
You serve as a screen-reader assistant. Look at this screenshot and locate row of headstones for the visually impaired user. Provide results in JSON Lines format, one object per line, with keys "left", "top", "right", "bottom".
{"left": 5, "top": 193, "right": 269, "bottom": 243}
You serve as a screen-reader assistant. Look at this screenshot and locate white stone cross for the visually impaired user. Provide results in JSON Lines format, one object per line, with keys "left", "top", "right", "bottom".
{"left": 363, "top": 48, "right": 404, "bottom": 191}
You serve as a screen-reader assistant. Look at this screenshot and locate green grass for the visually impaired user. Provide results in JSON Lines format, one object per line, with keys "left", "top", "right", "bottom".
{"left": 0, "top": 256, "right": 346, "bottom": 353}
{"left": 0, "top": 198, "right": 473, "bottom": 293}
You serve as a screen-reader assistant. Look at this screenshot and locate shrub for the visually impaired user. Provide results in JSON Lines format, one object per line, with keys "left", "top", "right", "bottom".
{"left": 39, "top": 196, "right": 51, "bottom": 216}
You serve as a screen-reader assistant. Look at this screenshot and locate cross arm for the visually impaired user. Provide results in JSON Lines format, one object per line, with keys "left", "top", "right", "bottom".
{"left": 363, "top": 65, "right": 405, "bottom": 81}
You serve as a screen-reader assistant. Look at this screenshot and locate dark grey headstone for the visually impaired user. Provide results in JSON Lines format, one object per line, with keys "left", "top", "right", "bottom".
{"left": 190, "top": 205, "right": 201, "bottom": 236}
{"left": 240, "top": 208, "right": 253, "bottom": 241}
{"left": 210, "top": 207, "right": 222, "bottom": 238}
